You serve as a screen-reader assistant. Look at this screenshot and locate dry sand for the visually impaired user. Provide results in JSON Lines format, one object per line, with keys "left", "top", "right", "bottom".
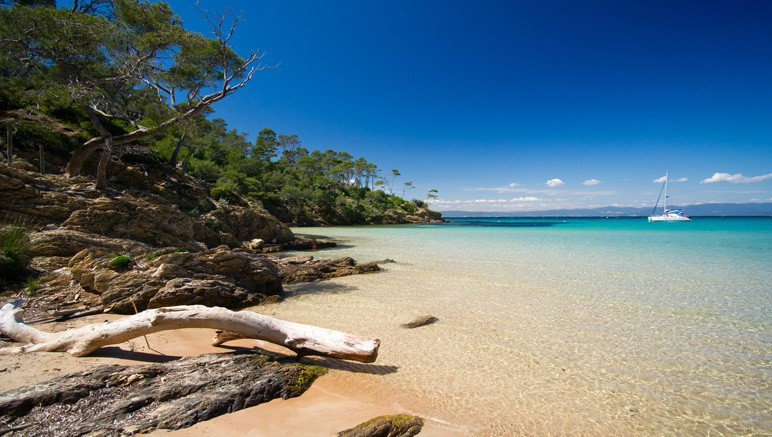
{"left": 0, "top": 313, "right": 460, "bottom": 436}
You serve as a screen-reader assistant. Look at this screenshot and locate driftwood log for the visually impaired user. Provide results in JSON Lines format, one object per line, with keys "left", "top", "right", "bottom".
{"left": 0, "top": 303, "right": 380, "bottom": 363}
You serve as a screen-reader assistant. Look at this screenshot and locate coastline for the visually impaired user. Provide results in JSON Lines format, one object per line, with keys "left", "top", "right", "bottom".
{"left": 0, "top": 312, "right": 461, "bottom": 436}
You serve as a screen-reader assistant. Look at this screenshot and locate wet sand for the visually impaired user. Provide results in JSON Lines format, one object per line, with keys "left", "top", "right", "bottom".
{"left": 0, "top": 313, "right": 458, "bottom": 436}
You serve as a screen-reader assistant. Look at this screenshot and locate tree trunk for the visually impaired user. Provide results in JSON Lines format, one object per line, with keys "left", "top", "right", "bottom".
{"left": 0, "top": 303, "right": 380, "bottom": 362}
{"left": 169, "top": 128, "right": 188, "bottom": 168}
{"left": 95, "top": 136, "right": 112, "bottom": 190}
{"left": 38, "top": 144, "right": 45, "bottom": 173}
{"left": 5, "top": 127, "right": 12, "bottom": 166}
{"left": 66, "top": 101, "right": 213, "bottom": 178}
{"left": 65, "top": 140, "right": 99, "bottom": 176}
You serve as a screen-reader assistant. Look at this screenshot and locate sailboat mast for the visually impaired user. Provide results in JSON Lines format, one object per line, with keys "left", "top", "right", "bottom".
{"left": 663, "top": 171, "right": 668, "bottom": 213}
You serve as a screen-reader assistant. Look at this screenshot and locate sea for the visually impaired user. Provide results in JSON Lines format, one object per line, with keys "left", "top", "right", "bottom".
{"left": 266, "top": 217, "right": 771, "bottom": 435}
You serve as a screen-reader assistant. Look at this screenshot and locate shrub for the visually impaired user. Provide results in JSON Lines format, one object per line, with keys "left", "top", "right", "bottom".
{"left": 14, "top": 121, "right": 75, "bottom": 154}
{"left": 0, "top": 222, "right": 32, "bottom": 279}
{"left": 25, "top": 277, "right": 39, "bottom": 297}
{"left": 210, "top": 186, "right": 247, "bottom": 207}
{"left": 412, "top": 199, "right": 428, "bottom": 209}
{"left": 107, "top": 255, "right": 132, "bottom": 270}
{"left": 189, "top": 160, "right": 223, "bottom": 183}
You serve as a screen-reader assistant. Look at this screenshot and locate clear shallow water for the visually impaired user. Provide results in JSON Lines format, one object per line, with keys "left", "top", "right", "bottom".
{"left": 269, "top": 217, "right": 771, "bottom": 435}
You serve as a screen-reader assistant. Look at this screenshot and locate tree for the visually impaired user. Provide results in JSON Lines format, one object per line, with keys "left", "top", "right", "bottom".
{"left": 401, "top": 181, "right": 413, "bottom": 199}
{"left": 0, "top": 1, "right": 267, "bottom": 189}
{"left": 426, "top": 188, "right": 438, "bottom": 204}
{"left": 253, "top": 128, "right": 278, "bottom": 161}
{"left": 383, "top": 168, "right": 399, "bottom": 195}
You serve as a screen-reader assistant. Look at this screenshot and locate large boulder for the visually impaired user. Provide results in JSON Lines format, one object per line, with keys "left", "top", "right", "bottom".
{"left": 69, "top": 246, "right": 282, "bottom": 313}
{"left": 0, "top": 165, "right": 94, "bottom": 225}
{"left": 201, "top": 205, "right": 294, "bottom": 244}
{"left": 62, "top": 195, "right": 218, "bottom": 251}
{"left": 30, "top": 229, "right": 151, "bottom": 257}
{"left": 0, "top": 352, "right": 325, "bottom": 435}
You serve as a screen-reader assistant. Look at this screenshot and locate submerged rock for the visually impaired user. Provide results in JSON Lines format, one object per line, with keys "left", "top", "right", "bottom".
{"left": 0, "top": 352, "right": 326, "bottom": 436}
{"left": 338, "top": 414, "right": 424, "bottom": 437}
{"left": 401, "top": 315, "right": 439, "bottom": 329}
{"left": 277, "top": 256, "right": 382, "bottom": 283}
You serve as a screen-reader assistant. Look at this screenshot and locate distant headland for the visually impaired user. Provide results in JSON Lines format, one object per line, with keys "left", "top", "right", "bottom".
{"left": 442, "top": 202, "right": 772, "bottom": 218}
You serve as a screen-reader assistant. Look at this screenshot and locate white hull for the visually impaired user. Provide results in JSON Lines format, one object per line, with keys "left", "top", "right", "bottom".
{"left": 648, "top": 171, "right": 691, "bottom": 222}
{"left": 648, "top": 215, "right": 691, "bottom": 222}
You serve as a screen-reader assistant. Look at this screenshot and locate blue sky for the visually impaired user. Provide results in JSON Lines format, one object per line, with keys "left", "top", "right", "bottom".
{"left": 170, "top": 0, "right": 772, "bottom": 212}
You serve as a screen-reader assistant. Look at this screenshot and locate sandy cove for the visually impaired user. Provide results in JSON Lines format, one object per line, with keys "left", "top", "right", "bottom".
{"left": 0, "top": 313, "right": 460, "bottom": 436}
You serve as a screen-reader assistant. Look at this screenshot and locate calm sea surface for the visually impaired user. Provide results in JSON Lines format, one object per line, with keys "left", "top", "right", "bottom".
{"left": 268, "top": 217, "right": 771, "bottom": 435}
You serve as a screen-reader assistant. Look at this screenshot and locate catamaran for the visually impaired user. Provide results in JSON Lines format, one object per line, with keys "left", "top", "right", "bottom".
{"left": 648, "top": 171, "right": 691, "bottom": 222}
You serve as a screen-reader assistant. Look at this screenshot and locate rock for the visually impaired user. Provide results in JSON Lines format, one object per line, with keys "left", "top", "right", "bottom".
{"left": 338, "top": 414, "right": 424, "bottom": 437}
{"left": 0, "top": 352, "right": 326, "bottom": 435}
{"left": 30, "top": 229, "right": 151, "bottom": 257}
{"left": 69, "top": 246, "right": 282, "bottom": 313}
{"left": 148, "top": 278, "right": 254, "bottom": 309}
{"left": 10, "top": 159, "right": 36, "bottom": 172}
{"left": 62, "top": 195, "right": 215, "bottom": 251}
{"left": 0, "top": 166, "right": 290, "bottom": 250}
{"left": 277, "top": 256, "right": 382, "bottom": 284}
{"left": 245, "top": 238, "right": 264, "bottom": 251}
{"left": 201, "top": 205, "right": 294, "bottom": 244}
{"left": 281, "top": 237, "right": 337, "bottom": 251}
{"left": 401, "top": 315, "right": 439, "bottom": 329}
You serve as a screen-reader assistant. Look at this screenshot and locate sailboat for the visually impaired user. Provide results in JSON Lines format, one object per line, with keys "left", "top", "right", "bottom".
{"left": 648, "top": 171, "right": 691, "bottom": 222}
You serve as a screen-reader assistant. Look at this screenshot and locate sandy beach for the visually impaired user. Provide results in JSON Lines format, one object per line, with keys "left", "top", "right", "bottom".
{"left": 0, "top": 312, "right": 459, "bottom": 436}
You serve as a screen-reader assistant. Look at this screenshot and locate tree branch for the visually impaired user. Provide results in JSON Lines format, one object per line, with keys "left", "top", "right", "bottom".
{"left": 0, "top": 303, "right": 380, "bottom": 363}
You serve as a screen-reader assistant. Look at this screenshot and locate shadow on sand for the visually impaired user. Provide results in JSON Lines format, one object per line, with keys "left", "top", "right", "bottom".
{"left": 89, "top": 346, "right": 181, "bottom": 363}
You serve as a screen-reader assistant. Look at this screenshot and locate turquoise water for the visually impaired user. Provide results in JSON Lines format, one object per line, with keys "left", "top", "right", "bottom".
{"left": 272, "top": 217, "right": 771, "bottom": 435}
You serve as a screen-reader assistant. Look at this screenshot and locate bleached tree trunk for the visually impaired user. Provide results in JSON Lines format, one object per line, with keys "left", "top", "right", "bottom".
{"left": 0, "top": 303, "right": 380, "bottom": 363}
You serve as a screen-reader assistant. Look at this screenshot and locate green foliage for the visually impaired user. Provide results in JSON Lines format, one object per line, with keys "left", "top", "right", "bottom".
{"left": 107, "top": 255, "right": 132, "bottom": 270}
{"left": 0, "top": 222, "right": 32, "bottom": 279}
{"left": 0, "top": 0, "right": 441, "bottom": 226}
{"left": 25, "top": 277, "right": 40, "bottom": 296}
{"left": 13, "top": 121, "right": 77, "bottom": 154}
{"left": 287, "top": 364, "right": 327, "bottom": 397}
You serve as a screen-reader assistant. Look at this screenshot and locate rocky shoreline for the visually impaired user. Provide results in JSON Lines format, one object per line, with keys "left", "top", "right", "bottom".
{"left": 0, "top": 162, "right": 424, "bottom": 435}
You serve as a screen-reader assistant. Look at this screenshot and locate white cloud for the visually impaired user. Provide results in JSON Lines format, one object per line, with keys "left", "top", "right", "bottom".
{"left": 511, "top": 196, "right": 540, "bottom": 201}
{"left": 582, "top": 179, "right": 600, "bottom": 186}
{"left": 653, "top": 175, "right": 688, "bottom": 183}
{"left": 700, "top": 172, "right": 772, "bottom": 184}
{"left": 507, "top": 182, "right": 520, "bottom": 187}
{"left": 546, "top": 178, "right": 564, "bottom": 187}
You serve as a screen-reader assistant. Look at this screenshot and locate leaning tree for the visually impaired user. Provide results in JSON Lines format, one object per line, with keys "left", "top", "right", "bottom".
{"left": 0, "top": 0, "right": 266, "bottom": 189}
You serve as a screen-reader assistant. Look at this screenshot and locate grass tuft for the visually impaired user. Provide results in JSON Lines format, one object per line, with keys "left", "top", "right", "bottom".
{"left": 107, "top": 255, "right": 132, "bottom": 270}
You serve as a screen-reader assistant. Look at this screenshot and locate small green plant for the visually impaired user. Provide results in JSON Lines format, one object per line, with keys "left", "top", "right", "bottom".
{"left": 25, "top": 277, "right": 39, "bottom": 297}
{"left": 68, "top": 257, "right": 77, "bottom": 267}
{"left": 107, "top": 255, "right": 132, "bottom": 270}
{"left": 0, "top": 220, "right": 32, "bottom": 279}
{"left": 146, "top": 247, "right": 187, "bottom": 260}
{"left": 287, "top": 364, "right": 327, "bottom": 397}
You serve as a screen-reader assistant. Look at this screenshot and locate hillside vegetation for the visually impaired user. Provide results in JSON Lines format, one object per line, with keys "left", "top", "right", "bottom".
{"left": 0, "top": 0, "right": 441, "bottom": 225}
